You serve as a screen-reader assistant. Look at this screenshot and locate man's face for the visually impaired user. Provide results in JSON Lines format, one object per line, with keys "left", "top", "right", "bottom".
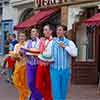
{"left": 19, "top": 33, "right": 26, "bottom": 42}
{"left": 56, "top": 26, "right": 65, "bottom": 37}
{"left": 9, "top": 35, "right": 13, "bottom": 40}
{"left": 43, "top": 25, "right": 52, "bottom": 38}
{"left": 31, "top": 28, "right": 37, "bottom": 39}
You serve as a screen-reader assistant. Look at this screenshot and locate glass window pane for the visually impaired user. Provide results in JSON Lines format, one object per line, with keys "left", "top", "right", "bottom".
{"left": 76, "top": 24, "right": 95, "bottom": 61}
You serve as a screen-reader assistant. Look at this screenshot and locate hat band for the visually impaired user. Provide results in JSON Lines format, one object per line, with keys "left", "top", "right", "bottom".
{"left": 42, "top": 55, "right": 52, "bottom": 59}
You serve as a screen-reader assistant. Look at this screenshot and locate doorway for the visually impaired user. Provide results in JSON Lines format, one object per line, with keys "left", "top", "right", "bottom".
{"left": 72, "top": 22, "right": 98, "bottom": 84}
{"left": 97, "top": 28, "right": 100, "bottom": 84}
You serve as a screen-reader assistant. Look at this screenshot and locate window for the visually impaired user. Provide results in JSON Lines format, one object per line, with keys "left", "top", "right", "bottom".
{"left": 19, "top": 8, "right": 33, "bottom": 23}
{"left": 76, "top": 24, "right": 95, "bottom": 61}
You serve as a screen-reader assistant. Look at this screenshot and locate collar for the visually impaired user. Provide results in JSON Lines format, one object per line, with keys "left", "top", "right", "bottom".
{"left": 19, "top": 41, "right": 26, "bottom": 45}
{"left": 56, "top": 37, "right": 66, "bottom": 44}
{"left": 12, "top": 39, "right": 16, "bottom": 42}
{"left": 45, "top": 36, "right": 52, "bottom": 41}
{"left": 31, "top": 37, "right": 39, "bottom": 41}
{"left": 57, "top": 37, "right": 65, "bottom": 41}
{"left": 31, "top": 38, "right": 37, "bottom": 41}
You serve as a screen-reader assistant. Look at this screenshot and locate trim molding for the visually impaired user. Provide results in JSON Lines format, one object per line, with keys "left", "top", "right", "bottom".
{"left": 34, "top": 0, "right": 100, "bottom": 10}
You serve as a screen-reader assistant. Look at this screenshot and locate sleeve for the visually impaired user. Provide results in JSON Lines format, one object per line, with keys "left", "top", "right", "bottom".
{"left": 46, "top": 40, "right": 53, "bottom": 55}
{"left": 51, "top": 40, "right": 54, "bottom": 56}
{"left": 65, "top": 40, "right": 78, "bottom": 57}
{"left": 13, "top": 44, "right": 17, "bottom": 52}
{"left": 9, "top": 43, "right": 13, "bottom": 51}
{"left": 13, "top": 43, "right": 19, "bottom": 53}
{"left": 24, "top": 41, "right": 29, "bottom": 48}
{"left": 39, "top": 38, "right": 45, "bottom": 53}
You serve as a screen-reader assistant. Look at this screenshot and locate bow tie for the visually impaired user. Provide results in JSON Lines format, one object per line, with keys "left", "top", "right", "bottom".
{"left": 32, "top": 38, "right": 37, "bottom": 41}
{"left": 45, "top": 37, "right": 50, "bottom": 40}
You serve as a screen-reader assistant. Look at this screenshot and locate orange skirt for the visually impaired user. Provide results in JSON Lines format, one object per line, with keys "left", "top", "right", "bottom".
{"left": 13, "top": 61, "right": 30, "bottom": 100}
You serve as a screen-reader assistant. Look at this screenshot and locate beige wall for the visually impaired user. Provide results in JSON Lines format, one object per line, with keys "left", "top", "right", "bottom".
{"left": 10, "top": 0, "right": 34, "bottom": 5}
{"left": 67, "top": 1, "right": 100, "bottom": 30}
{"left": 3, "top": 0, "right": 34, "bottom": 26}
{"left": 61, "top": 6, "right": 68, "bottom": 26}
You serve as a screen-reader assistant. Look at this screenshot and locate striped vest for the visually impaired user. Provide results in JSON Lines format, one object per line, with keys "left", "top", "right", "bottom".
{"left": 26, "top": 40, "right": 38, "bottom": 65}
{"left": 51, "top": 37, "right": 71, "bottom": 70}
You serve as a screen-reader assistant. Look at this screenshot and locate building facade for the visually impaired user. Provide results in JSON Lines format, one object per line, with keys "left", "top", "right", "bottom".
{"left": 33, "top": 0, "right": 100, "bottom": 84}
{"left": 2, "top": 0, "right": 100, "bottom": 84}
{"left": 34, "top": 0, "right": 100, "bottom": 84}
{"left": 0, "top": 0, "right": 5, "bottom": 55}
{"left": 1, "top": 0, "right": 34, "bottom": 55}
{"left": 3, "top": 0, "right": 34, "bottom": 25}
{"left": 66, "top": 0, "right": 100, "bottom": 84}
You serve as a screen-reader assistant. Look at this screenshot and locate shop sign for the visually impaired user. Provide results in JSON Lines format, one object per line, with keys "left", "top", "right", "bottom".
{"left": 35, "top": 0, "right": 65, "bottom": 8}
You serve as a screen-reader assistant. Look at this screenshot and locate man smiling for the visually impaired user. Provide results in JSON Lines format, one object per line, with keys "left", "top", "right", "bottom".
{"left": 50, "top": 25, "right": 77, "bottom": 100}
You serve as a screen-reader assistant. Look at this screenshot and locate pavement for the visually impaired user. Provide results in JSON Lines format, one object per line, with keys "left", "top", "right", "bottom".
{"left": 0, "top": 75, "right": 18, "bottom": 100}
{"left": 0, "top": 55, "right": 18, "bottom": 100}
{"left": 0, "top": 56, "right": 3, "bottom": 66}
{"left": 68, "top": 85, "right": 100, "bottom": 100}
{"left": 0, "top": 76, "right": 100, "bottom": 100}
{"left": 0, "top": 56, "right": 100, "bottom": 100}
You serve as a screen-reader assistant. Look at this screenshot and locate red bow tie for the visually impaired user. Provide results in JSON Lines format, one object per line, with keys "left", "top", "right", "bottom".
{"left": 45, "top": 37, "right": 50, "bottom": 40}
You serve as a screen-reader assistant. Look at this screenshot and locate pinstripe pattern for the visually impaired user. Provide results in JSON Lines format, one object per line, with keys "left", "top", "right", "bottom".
{"left": 51, "top": 37, "right": 71, "bottom": 70}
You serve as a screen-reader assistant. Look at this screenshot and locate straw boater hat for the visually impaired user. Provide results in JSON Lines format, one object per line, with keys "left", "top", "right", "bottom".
{"left": 38, "top": 51, "right": 54, "bottom": 62}
{"left": 21, "top": 48, "right": 40, "bottom": 56}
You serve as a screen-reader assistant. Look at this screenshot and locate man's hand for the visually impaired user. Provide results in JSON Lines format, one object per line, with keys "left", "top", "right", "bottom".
{"left": 59, "top": 42, "right": 66, "bottom": 48}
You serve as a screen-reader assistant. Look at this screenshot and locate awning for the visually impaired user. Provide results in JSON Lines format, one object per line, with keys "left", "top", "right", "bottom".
{"left": 14, "top": 8, "right": 60, "bottom": 30}
{"left": 83, "top": 13, "right": 100, "bottom": 26}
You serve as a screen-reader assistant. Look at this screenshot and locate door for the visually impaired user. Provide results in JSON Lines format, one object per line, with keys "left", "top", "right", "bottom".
{"left": 97, "top": 26, "right": 100, "bottom": 84}
{"left": 71, "top": 22, "right": 98, "bottom": 84}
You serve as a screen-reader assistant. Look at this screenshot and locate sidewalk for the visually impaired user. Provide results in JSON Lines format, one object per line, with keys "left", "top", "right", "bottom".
{"left": 68, "top": 85, "right": 100, "bottom": 100}
{"left": 0, "top": 56, "right": 100, "bottom": 100}
{"left": 0, "top": 56, "right": 3, "bottom": 69}
{"left": 0, "top": 79, "right": 99, "bottom": 100}
{"left": 0, "top": 75, "right": 18, "bottom": 100}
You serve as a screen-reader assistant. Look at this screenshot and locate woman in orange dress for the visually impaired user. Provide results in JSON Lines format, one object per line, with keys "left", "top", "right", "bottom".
{"left": 11, "top": 32, "right": 30, "bottom": 100}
